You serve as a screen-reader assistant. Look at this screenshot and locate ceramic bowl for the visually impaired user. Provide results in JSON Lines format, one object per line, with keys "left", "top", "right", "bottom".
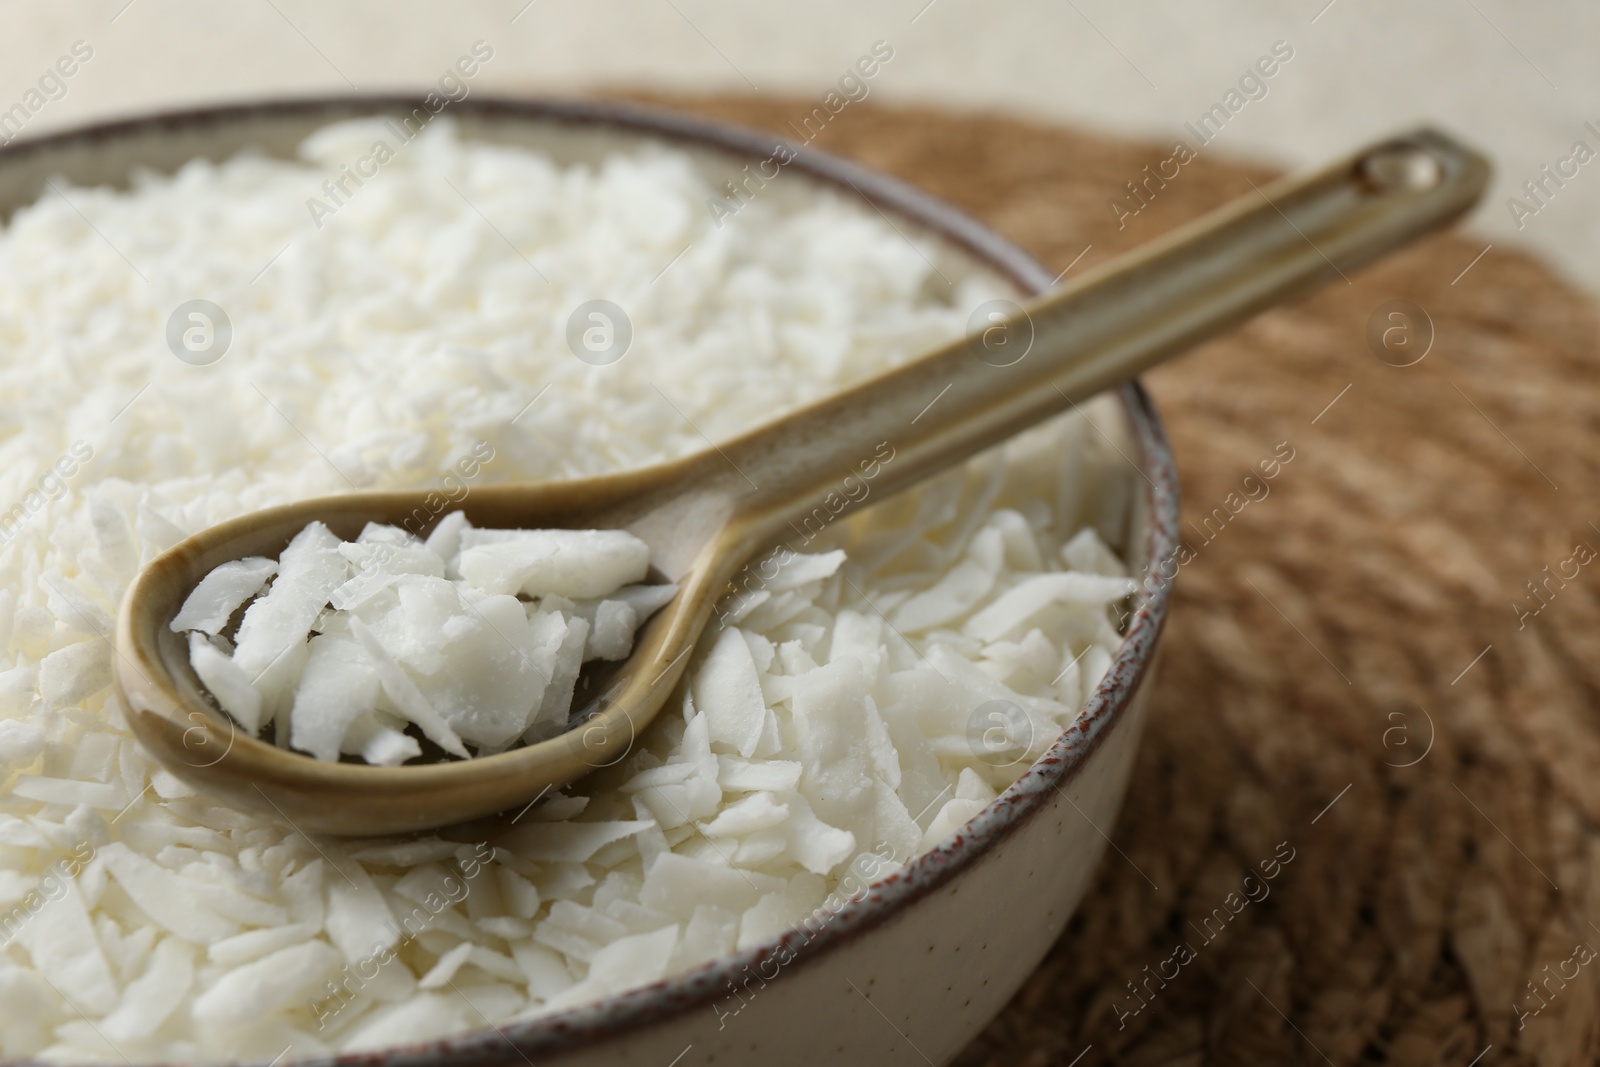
{"left": 0, "top": 95, "right": 1179, "bottom": 1067}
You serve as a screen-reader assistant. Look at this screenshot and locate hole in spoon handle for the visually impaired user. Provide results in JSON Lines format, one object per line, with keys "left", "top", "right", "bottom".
{"left": 1358, "top": 142, "right": 1446, "bottom": 193}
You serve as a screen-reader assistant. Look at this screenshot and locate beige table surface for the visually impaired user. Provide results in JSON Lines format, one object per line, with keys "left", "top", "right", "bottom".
{"left": 0, "top": 0, "right": 1593, "bottom": 288}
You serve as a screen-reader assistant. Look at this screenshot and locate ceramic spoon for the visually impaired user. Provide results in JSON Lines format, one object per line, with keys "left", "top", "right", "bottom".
{"left": 114, "top": 129, "right": 1488, "bottom": 836}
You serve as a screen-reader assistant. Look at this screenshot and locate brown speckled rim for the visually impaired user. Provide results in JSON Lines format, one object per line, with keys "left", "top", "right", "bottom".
{"left": 0, "top": 95, "right": 1180, "bottom": 1067}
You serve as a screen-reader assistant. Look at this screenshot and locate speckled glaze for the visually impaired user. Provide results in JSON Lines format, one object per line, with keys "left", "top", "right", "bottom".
{"left": 0, "top": 96, "right": 1179, "bottom": 1067}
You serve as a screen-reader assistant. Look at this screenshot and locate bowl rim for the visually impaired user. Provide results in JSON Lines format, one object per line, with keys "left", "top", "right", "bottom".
{"left": 0, "top": 93, "right": 1181, "bottom": 1067}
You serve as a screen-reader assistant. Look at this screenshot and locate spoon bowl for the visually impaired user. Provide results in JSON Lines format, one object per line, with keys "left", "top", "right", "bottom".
{"left": 115, "top": 127, "right": 1489, "bottom": 836}
{"left": 115, "top": 457, "right": 737, "bottom": 835}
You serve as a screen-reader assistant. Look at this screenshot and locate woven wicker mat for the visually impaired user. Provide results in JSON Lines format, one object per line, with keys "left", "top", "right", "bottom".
{"left": 620, "top": 93, "right": 1600, "bottom": 1066}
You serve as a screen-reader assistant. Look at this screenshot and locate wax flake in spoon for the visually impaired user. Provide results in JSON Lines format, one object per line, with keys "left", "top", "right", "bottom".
{"left": 170, "top": 513, "right": 675, "bottom": 764}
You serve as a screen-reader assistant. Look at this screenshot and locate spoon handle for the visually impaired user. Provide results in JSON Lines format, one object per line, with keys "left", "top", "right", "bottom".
{"left": 703, "top": 128, "right": 1488, "bottom": 555}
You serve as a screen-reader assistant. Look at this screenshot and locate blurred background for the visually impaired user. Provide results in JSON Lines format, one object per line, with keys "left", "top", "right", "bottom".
{"left": 2, "top": 0, "right": 1594, "bottom": 286}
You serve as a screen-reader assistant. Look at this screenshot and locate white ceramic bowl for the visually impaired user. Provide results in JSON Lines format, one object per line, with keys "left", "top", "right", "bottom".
{"left": 0, "top": 96, "right": 1180, "bottom": 1067}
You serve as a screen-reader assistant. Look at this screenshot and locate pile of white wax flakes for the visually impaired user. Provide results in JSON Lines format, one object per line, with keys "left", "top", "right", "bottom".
{"left": 173, "top": 518, "right": 672, "bottom": 763}
{"left": 0, "top": 117, "right": 1137, "bottom": 1060}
